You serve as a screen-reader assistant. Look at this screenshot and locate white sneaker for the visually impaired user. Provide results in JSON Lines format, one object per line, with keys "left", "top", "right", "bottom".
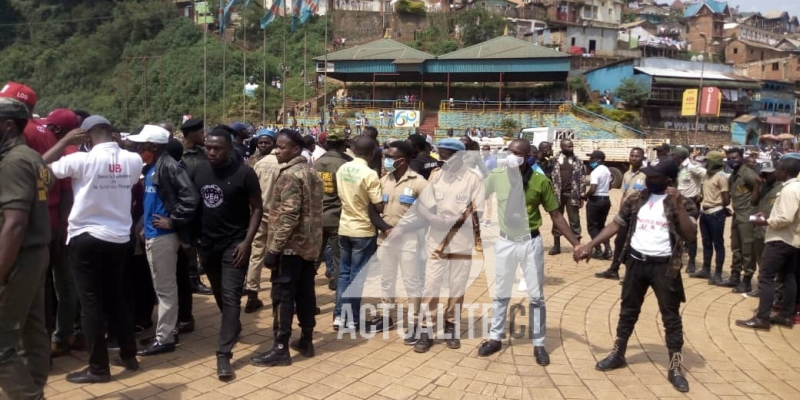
{"left": 517, "top": 279, "right": 527, "bottom": 292}
{"left": 333, "top": 316, "right": 342, "bottom": 330}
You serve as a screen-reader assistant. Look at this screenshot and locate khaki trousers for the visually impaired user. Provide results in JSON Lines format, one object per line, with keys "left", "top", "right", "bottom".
{"left": 246, "top": 219, "right": 268, "bottom": 292}
{"left": 416, "top": 252, "right": 472, "bottom": 328}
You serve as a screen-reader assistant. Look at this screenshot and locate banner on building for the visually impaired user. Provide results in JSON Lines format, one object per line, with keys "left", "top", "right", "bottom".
{"left": 394, "top": 110, "right": 420, "bottom": 128}
{"left": 681, "top": 89, "right": 698, "bottom": 117}
{"left": 700, "top": 87, "right": 722, "bottom": 117}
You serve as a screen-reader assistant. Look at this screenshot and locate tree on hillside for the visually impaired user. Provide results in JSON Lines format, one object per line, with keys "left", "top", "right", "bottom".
{"left": 615, "top": 78, "right": 650, "bottom": 108}
{"left": 454, "top": 9, "right": 512, "bottom": 47}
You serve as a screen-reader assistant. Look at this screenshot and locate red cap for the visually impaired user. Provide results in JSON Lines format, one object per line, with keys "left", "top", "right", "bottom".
{"left": 318, "top": 132, "right": 327, "bottom": 142}
{"left": 0, "top": 82, "right": 37, "bottom": 109}
{"left": 23, "top": 120, "right": 57, "bottom": 156}
{"left": 45, "top": 109, "right": 80, "bottom": 132}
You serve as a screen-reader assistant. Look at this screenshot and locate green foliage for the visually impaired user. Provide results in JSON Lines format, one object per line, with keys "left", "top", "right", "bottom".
{"left": 583, "top": 104, "right": 643, "bottom": 129}
{"left": 0, "top": 0, "right": 335, "bottom": 129}
{"left": 500, "top": 118, "right": 520, "bottom": 138}
{"left": 395, "top": 0, "right": 426, "bottom": 16}
{"left": 410, "top": 24, "right": 458, "bottom": 55}
{"left": 622, "top": 11, "right": 636, "bottom": 23}
{"left": 615, "top": 78, "right": 649, "bottom": 108}
{"left": 454, "top": 9, "right": 511, "bottom": 47}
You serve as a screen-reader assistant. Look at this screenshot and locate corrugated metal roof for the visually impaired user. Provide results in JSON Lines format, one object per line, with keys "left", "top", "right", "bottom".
{"left": 437, "top": 35, "right": 569, "bottom": 60}
{"left": 313, "top": 39, "right": 435, "bottom": 62}
{"left": 762, "top": 11, "right": 788, "bottom": 19}
{"left": 733, "top": 114, "right": 758, "bottom": 123}
{"left": 684, "top": 0, "right": 729, "bottom": 18}
{"left": 634, "top": 66, "right": 755, "bottom": 81}
{"left": 736, "top": 39, "right": 782, "bottom": 51}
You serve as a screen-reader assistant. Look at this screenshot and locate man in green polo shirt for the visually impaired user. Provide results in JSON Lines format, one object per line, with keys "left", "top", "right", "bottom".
{"left": 477, "top": 139, "right": 580, "bottom": 366}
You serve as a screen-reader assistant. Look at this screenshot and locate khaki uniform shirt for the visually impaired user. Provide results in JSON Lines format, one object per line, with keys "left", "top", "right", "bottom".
{"left": 701, "top": 173, "right": 729, "bottom": 209}
{"left": 621, "top": 169, "right": 646, "bottom": 201}
{"left": 0, "top": 138, "right": 52, "bottom": 248}
{"left": 677, "top": 160, "right": 706, "bottom": 198}
{"left": 729, "top": 166, "right": 757, "bottom": 221}
{"left": 765, "top": 178, "right": 800, "bottom": 248}
{"left": 337, "top": 157, "right": 382, "bottom": 238}
{"left": 420, "top": 164, "right": 485, "bottom": 254}
{"left": 253, "top": 153, "right": 282, "bottom": 220}
{"left": 378, "top": 169, "right": 427, "bottom": 249}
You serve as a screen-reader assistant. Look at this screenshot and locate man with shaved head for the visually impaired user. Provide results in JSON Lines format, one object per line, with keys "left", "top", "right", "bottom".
{"left": 548, "top": 138, "right": 584, "bottom": 255}
{"left": 478, "top": 139, "right": 580, "bottom": 366}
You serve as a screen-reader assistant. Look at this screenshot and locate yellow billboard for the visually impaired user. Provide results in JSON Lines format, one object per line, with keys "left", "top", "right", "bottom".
{"left": 681, "top": 89, "right": 698, "bottom": 117}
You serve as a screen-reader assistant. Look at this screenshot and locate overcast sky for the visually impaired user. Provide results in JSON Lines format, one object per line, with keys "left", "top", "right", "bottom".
{"left": 728, "top": 0, "right": 800, "bottom": 19}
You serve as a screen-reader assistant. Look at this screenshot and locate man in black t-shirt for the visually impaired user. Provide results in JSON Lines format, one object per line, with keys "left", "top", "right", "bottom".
{"left": 191, "top": 127, "right": 262, "bottom": 381}
{"left": 407, "top": 134, "right": 438, "bottom": 180}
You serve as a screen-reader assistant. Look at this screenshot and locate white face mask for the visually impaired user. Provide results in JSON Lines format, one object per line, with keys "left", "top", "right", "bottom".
{"left": 506, "top": 154, "right": 524, "bottom": 168}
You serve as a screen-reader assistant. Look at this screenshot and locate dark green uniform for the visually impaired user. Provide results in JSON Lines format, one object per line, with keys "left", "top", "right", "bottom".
{"left": 0, "top": 135, "right": 52, "bottom": 400}
{"left": 312, "top": 146, "right": 352, "bottom": 283}
{"left": 182, "top": 145, "right": 206, "bottom": 175}
{"left": 753, "top": 180, "right": 782, "bottom": 272}
{"left": 728, "top": 166, "right": 757, "bottom": 280}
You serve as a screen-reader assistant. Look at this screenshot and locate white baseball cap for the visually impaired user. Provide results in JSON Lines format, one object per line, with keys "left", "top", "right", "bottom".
{"left": 127, "top": 124, "right": 170, "bottom": 144}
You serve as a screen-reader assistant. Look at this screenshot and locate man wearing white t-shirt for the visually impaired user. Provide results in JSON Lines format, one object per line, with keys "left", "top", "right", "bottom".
{"left": 43, "top": 115, "right": 144, "bottom": 384}
{"left": 583, "top": 151, "right": 612, "bottom": 259}
{"left": 575, "top": 157, "right": 698, "bottom": 393}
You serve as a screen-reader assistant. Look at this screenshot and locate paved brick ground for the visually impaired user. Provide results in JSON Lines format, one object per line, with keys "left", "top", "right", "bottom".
{"left": 9, "top": 190, "right": 800, "bottom": 400}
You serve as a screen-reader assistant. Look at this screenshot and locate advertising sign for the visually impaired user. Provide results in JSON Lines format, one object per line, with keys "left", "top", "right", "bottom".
{"left": 394, "top": 109, "right": 420, "bottom": 128}
{"left": 700, "top": 87, "right": 721, "bottom": 117}
{"left": 681, "top": 89, "right": 698, "bottom": 117}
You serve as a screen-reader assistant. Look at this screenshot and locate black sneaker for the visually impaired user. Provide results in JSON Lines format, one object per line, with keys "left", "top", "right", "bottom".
{"left": 250, "top": 343, "right": 292, "bottom": 367}
{"left": 413, "top": 332, "right": 433, "bottom": 353}
{"left": 595, "top": 269, "right": 620, "bottom": 280}
{"left": 477, "top": 340, "right": 502, "bottom": 357}
{"left": 403, "top": 325, "right": 418, "bottom": 346}
{"left": 367, "top": 316, "right": 395, "bottom": 333}
{"left": 177, "top": 317, "right": 195, "bottom": 334}
{"left": 106, "top": 337, "right": 120, "bottom": 351}
{"left": 244, "top": 297, "right": 264, "bottom": 314}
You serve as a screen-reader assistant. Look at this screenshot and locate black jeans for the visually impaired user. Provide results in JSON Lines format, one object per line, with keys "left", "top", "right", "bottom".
{"left": 69, "top": 233, "right": 136, "bottom": 374}
{"left": 198, "top": 243, "right": 244, "bottom": 358}
{"left": 756, "top": 241, "right": 798, "bottom": 320}
{"left": 130, "top": 253, "right": 155, "bottom": 328}
{"left": 699, "top": 210, "right": 726, "bottom": 269}
{"left": 176, "top": 247, "right": 193, "bottom": 323}
{"left": 586, "top": 196, "right": 611, "bottom": 248}
{"left": 609, "top": 223, "right": 630, "bottom": 272}
{"left": 270, "top": 255, "right": 317, "bottom": 343}
{"left": 617, "top": 253, "right": 685, "bottom": 352}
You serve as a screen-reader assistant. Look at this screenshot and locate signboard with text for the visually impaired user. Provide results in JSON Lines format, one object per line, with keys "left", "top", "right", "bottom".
{"left": 700, "top": 87, "right": 721, "bottom": 117}
{"left": 681, "top": 89, "right": 698, "bottom": 117}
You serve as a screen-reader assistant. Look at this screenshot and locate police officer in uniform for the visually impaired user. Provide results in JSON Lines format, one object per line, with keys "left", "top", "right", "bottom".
{"left": 747, "top": 162, "right": 781, "bottom": 297}
{"left": 718, "top": 148, "right": 757, "bottom": 292}
{"left": 251, "top": 130, "right": 323, "bottom": 366}
{"left": 312, "top": 131, "right": 352, "bottom": 290}
{"left": 0, "top": 97, "right": 52, "bottom": 400}
{"left": 575, "top": 157, "right": 697, "bottom": 393}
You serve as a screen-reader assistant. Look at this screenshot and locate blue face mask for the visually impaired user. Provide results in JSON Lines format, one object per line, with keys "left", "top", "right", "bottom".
{"left": 526, "top": 156, "right": 536, "bottom": 166}
{"left": 384, "top": 158, "right": 396, "bottom": 172}
{"left": 589, "top": 161, "right": 599, "bottom": 169}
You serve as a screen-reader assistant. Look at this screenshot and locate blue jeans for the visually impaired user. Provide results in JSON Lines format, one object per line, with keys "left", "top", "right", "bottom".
{"left": 335, "top": 236, "right": 377, "bottom": 325}
{"left": 700, "top": 210, "right": 726, "bottom": 269}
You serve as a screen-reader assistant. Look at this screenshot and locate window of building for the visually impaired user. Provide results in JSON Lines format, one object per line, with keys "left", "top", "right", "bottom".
{"left": 734, "top": 47, "right": 739, "bottom": 54}
{"left": 589, "top": 39, "right": 597, "bottom": 53}
{"left": 773, "top": 62, "right": 780, "bottom": 71}
{"left": 571, "top": 37, "right": 576, "bottom": 46}
{"left": 608, "top": 8, "right": 613, "bottom": 16}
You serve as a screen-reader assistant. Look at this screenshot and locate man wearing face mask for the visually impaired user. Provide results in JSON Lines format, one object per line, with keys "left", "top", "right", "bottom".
{"left": 548, "top": 139, "right": 584, "bottom": 255}
{"left": 574, "top": 157, "right": 698, "bottom": 393}
{"left": 583, "top": 151, "right": 613, "bottom": 260}
{"left": 479, "top": 139, "right": 580, "bottom": 366}
{"left": 690, "top": 151, "right": 729, "bottom": 283}
{"left": 718, "top": 148, "right": 757, "bottom": 292}
{"left": 746, "top": 162, "right": 781, "bottom": 298}
{"left": 413, "top": 138, "right": 484, "bottom": 353}
{"left": 537, "top": 141, "right": 554, "bottom": 178}
{"left": 127, "top": 125, "right": 199, "bottom": 356}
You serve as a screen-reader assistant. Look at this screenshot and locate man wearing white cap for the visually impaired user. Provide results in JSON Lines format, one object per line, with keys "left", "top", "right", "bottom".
{"left": 43, "top": 115, "right": 144, "bottom": 384}
{"left": 127, "top": 126, "right": 199, "bottom": 356}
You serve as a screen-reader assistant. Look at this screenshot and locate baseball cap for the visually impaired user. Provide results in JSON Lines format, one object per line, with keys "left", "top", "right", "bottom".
{"left": 759, "top": 160, "right": 776, "bottom": 174}
{"left": 45, "top": 109, "right": 80, "bottom": 132}
{"left": 317, "top": 132, "right": 327, "bottom": 142}
{"left": 654, "top": 143, "right": 671, "bottom": 152}
{"left": 0, "top": 82, "right": 36, "bottom": 109}
{"left": 230, "top": 121, "right": 247, "bottom": 132}
{"left": 80, "top": 115, "right": 111, "bottom": 131}
{"left": 127, "top": 125, "right": 170, "bottom": 144}
{"left": 641, "top": 156, "right": 679, "bottom": 179}
{"left": 586, "top": 150, "right": 605, "bottom": 161}
{"left": 0, "top": 97, "right": 31, "bottom": 120}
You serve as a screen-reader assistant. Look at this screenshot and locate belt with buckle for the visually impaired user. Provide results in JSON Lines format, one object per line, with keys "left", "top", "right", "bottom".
{"left": 500, "top": 230, "right": 540, "bottom": 242}
{"left": 629, "top": 248, "right": 670, "bottom": 264}
{"left": 702, "top": 206, "right": 723, "bottom": 214}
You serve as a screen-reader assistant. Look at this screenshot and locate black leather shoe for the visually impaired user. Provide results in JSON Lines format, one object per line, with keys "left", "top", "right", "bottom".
{"left": 137, "top": 341, "right": 176, "bottom": 356}
{"left": 477, "top": 340, "right": 502, "bottom": 357}
{"left": 290, "top": 337, "right": 315, "bottom": 358}
{"left": 689, "top": 268, "right": 710, "bottom": 279}
{"left": 177, "top": 317, "right": 195, "bottom": 334}
{"left": 217, "top": 356, "right": 233, "bottom": 380}
{"left": 444, "top": 322, "right": 460, "bottom": 349}
{"left": 685, "top": 262, "right": 696, "bottom": 274}
{"left": 732, "top": 280, "right": 752, "bottom": 294}
{"left": 66, "top": 368, "right": 111, "bottom": 384}
{"left": 192, "top": 279, "right": 213, "bottom": 295}
{"left": 735, "top": 317, "right": 771, "bottom": 331}
{"left": 708, "top": 273, "right": 723, "bottom": 285}
{"left": 717, "top": 274, "right": 741, "bottom": 288}
{"left": 769, "top": 315, "right": 794, "bottom": 328}
{"left": 667, "top": 352, "right": 689, "bottom": 393}
{"left": 533, "top": 346, "right": 550, "bottom": 366}
{"left": 403, "top": 325, "right": 418, "bottom": 346}
{"left": 413, "top": 332, "right": 433, "bottom": 353}
{"left": 591, "top": 250, "right": 603, "bottom": 259}
{"left": 250, "top": 343, "right": 292, "bottom": 367}
{"left": 113, "top": 356, "right": 140, "bottom": 371}
{"left": 244, "top": 297, "right": 264, "bottom": 314}
{"left": 601, "top": 249, "right": 613, "bottom": 260}
{"left": 596, "top": 339, "right": 627, "bottom": 371}
{"left": 595, "top": 269, "right": 620, "bottom": 280}
{"left": 139, "top": 334, "right": 179, "bottom": 346}
{"left": 367, "top": 316, "right": 395, "bottom": 333}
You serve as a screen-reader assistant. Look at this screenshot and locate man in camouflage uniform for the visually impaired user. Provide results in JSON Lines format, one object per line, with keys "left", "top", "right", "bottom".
{"left": 747, "top": 162, "right": 782, "bottom": 297}
{"left": 250, "top": 130, "right": 322, "bottom": 367}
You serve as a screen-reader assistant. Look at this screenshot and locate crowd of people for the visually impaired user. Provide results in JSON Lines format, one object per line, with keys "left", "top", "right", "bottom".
{"left": 3, "top": 80, "right": 800, "bottom": 399}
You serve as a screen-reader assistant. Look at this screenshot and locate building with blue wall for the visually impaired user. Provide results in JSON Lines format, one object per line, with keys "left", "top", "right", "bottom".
{"left": 752, "top": 80, "right": 796, "bottom": 134}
